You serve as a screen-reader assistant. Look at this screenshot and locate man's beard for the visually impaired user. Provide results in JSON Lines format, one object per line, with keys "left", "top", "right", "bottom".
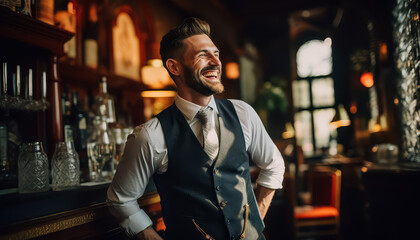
{"left": 183, "top": 65, "right": 224, "bottom": 96}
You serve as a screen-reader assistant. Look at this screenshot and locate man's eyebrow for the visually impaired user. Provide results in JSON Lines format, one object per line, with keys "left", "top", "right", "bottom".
{"left": 196, "top": 49, "right": 220, "bottom": 54}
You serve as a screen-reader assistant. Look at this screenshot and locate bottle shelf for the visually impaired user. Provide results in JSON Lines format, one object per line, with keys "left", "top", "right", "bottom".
{"left": 58, "top": 62, "right": 147, "bottom": 92}
{"left": 0, "top": 7, "right": 73, "bottom": 55}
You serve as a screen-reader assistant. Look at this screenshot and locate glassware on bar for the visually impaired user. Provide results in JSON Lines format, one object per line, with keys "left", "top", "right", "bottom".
{"left": 1, "top": 63, "right": 50, "bottom": 112}
{"left": 34, "top": 71, "right": 50, "bottom": 111}
{"left": 0, "top": 62, "right": 12, "bottom": 110}
{"left": 22, "top": 68, "right": 38, "bottom": 111}
{"left": 51, "top": 141, "right": 80, "bottom": 191}
{"left": 87, "top": 116, "right": 116, "bottom": 182}
{"left": 93, "top": 76, "right": 116, "bottom": 124}
{"left": 18, "top": 142, "right": 50, "bottom": 193}
{"left": 9, "top": 65, "right": 23, "bottom": 110}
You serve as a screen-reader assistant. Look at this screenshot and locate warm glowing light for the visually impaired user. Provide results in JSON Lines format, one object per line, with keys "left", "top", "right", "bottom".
{"left": 372, "top": 123, "right": 382, "bottom": 132}
{"left": 360, "top": 72, "right": 374, "bottom": 88}
{"left": 67, "top": 2, "right": 76, "bottom": 15}
{"left": 141, "top": 90, "right": 176, "bottom": 98}
{"left": 141, "top": 59, "right": 173, "bottom": 89}
{"left": 394, "top": 98, "right": 399, "bottom": 105}
{"left": 350, "top": 102, "right": 357, "bottom": 114}
{"left": 330, "top": 104, "right": 351, "bottom": 128}
{"left": 412, "top": 12, "right": 419, "bottom": 21}
{"left": 149, "top": 59, "right": 164, "bottom": 67}
{"left": 225, "top": 62, "right": 240, "bottom": 79}
{"left": 282, "top": 122, "right": 295, "bottom": 139}
{"left": 379, "top": 43, "right": 388, "bottom": 61}
{"left": 302, "top": 10, "right": 310, "bottom": 17}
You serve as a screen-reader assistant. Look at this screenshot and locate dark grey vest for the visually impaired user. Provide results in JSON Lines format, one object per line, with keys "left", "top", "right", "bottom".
{"left": 154, "top": 99, "right": 264, "bottom": 240}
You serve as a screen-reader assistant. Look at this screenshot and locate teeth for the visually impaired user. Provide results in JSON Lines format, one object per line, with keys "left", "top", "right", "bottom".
{"left": 203, "top": 72, "right": 218, "bottom": 77}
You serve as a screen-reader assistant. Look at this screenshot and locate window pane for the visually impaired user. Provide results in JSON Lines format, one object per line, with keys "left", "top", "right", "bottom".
{"left": 292, "top": 80, "right": 310, "bottom": 108}
{"left": 294, "top": 111, "right": 313, "bottom": 154}
{"left": 297, "top": 39, "right": 332, "bottom": 78}
{"left": 312, "top": 77, "right": 335, "bottom": 107}
{"left": 314, "top": 108, "right": 336, "bottom": 149}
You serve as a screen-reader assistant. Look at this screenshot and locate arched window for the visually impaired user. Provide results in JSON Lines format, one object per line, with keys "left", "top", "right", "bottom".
{"left": 293, "top": 38, "right": 336, "bottom": 156}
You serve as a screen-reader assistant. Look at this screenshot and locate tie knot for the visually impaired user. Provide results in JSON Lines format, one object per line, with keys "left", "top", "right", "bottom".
{"left": 196, "top": 107, "right": 212, "bottom": 125}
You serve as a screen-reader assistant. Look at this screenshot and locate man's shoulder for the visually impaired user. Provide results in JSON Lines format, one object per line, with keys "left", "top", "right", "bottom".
{"left": 224, "top": 98, "right": 254, "bottom": 113}
{"left": 132, "top": 117, "right": 162, "bottom": 139}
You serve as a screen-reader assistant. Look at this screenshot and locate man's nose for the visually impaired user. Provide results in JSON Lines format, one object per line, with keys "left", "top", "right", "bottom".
{"left": 209, "top": 54, "right": 221, "bottom": 65}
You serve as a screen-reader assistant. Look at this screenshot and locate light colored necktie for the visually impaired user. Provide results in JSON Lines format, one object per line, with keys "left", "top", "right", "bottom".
{"left": 196, "top": 107, "right": 219, "bottom": 160}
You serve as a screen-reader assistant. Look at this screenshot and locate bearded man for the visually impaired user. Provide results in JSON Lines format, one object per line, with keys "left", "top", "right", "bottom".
{"left": 107, "top": 17, "right": 285, "bottom": 240}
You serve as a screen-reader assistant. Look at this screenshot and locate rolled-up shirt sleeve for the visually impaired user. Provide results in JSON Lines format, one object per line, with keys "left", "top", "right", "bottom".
{"left": 232, "top": 100, "right": 285, "bottom": 189}
{"left": 106, "top": 123, "right": 157, "bottom": 237}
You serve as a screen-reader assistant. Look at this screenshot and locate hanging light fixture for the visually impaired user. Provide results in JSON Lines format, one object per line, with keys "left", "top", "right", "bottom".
{"left": 330, "top": 104, "right": 351, "bottom": 128}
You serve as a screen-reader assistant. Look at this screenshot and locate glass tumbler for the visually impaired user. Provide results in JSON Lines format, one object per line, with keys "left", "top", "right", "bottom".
{"left": 51, "top": 141, "right": 80, "bottom": 191}
{"left": 18, "top": 142, "right": 49, "bottom": 193}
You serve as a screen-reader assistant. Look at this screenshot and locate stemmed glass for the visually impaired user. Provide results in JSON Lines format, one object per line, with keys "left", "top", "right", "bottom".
{"left": 22, "top": 68, "right": 38, "bottom": 111}
{"left": 9, "top": 65, "right": 22, "bottom": 109}
{"left": 87, "top": 116, "right": 116, "bottom": 182}
{"left": 36, "top": 71, "right": 50, "bottom": 111}
{"left": 0, "top": 63, "right": 13, "bottom": 110}
{"left": 87, "top": 142, "right": 116, "bottom": 181}
{"left": 1, "top": 64, "right": 50, "bottom": 111}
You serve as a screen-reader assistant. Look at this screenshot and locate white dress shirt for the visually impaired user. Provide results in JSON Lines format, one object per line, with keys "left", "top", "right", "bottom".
{"left": 106, "top": 95, "right": 285, "bottom": 237}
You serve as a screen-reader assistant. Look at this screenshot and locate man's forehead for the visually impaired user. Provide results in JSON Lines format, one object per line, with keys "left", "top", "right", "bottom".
{"left": 183, "top": 34, "right": 218, "bottom": 52}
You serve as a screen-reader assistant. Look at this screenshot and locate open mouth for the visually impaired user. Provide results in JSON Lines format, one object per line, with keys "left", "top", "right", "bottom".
{"left": 202, "top": 70, "right": 219, "bottom": 81}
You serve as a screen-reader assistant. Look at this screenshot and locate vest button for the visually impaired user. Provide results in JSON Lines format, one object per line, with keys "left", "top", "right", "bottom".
{"left": 220, "top": 200, "right": 228, "bottom": 208}
{"left": 216, "top": 186, "right": 220, "bottom": 191}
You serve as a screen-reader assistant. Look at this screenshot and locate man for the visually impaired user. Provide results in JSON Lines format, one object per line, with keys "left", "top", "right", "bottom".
{"left": 107, "top": 17, "right": 285, "bottom": 240}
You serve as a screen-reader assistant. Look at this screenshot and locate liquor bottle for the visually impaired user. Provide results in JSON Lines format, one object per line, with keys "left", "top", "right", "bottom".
{"left": 62, "top": 87, "right": 73, "bottom": 143}
{"left": 93, "top": 76, "right": 116, "bottom": 124}
{"left": 36, "top": 0, "right": 54, "bottom": 25}
{"left": 0, "top": 62, "right": 19, "bottom": 189}
{"left": 0, "top": 112, "right": 20, "bottom": 189}
{"left": 0, "top": 121, "right": 8, "bottom": 188}
{"left": 71, "top": 91, "right": 87, "bottom": 151}
{"left": 55, "top": 1, "right": 77, "bottom": 62}
{"left": 71, "top": 91, "right": 89, "bottom": 182}
{"left": 83, "top": 3, "right": 99, "bottom": 69}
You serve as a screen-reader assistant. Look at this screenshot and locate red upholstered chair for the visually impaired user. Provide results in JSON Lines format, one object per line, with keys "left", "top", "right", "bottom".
{"left": 294, "top": 165, "right": 342, "bottom": 239}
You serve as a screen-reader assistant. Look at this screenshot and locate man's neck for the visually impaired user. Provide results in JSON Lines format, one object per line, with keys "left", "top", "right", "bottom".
{"left": 177, "top": 88, "right": 212, "bottom": 106}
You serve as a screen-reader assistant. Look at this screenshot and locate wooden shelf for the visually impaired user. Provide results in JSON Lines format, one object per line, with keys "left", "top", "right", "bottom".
{"left": 58, "top": 62, "right": 147, "bottom": 92}
{"left": 0, "top": 7, "right": 73, "bottom": 55}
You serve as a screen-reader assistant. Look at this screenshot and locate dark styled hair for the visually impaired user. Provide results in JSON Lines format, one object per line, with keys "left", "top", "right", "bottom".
{"left": 160, "top": 17, "right": 211, "bottom": 68}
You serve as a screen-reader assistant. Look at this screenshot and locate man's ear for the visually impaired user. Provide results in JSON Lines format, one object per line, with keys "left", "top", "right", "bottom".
{"left": 166, "top": 59, "right": 181, "bottom": 77}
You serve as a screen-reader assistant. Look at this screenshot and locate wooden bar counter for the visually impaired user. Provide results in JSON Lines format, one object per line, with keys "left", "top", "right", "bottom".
{"left": 0, "top": 183, "right": 160, "bottom": 240}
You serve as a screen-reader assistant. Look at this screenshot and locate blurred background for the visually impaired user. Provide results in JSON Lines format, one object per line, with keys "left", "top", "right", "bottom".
{"left": 1, "top": 0, "right": 419, "bottom": 239}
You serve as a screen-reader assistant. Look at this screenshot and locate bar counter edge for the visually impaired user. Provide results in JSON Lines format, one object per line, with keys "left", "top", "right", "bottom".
{"left": 0, "top": 182, "right": 160, "bottom": 240}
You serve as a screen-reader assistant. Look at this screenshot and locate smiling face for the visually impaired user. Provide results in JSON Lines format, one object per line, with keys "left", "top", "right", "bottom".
{"left": 180, "top": 34, "right": 224, "bottom": 96}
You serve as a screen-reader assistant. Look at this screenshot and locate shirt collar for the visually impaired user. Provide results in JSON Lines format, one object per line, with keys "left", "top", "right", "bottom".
{"left": 174, "top": 94, "right": 218, "bottom": 121}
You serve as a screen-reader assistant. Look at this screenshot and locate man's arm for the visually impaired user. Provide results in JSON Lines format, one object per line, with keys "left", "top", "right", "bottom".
{"left": 107, "top": 121, "right": 163, "bottom": 238}
{"left": 135, "top": 226, "right": 163, "bottom": 240}
{"left": 254, "top": 185, "right": 276, "bottom": 219}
